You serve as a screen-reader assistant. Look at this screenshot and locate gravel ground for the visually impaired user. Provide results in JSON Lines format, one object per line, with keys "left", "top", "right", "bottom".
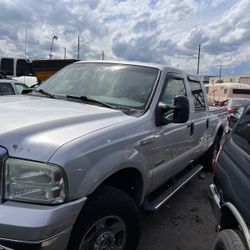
{"left": 137, "top": 172, "right": 216, "bottom": 250}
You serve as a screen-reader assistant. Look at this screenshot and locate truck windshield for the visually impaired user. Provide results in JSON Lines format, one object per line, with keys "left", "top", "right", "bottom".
{"left": 38, "top": 63, "right": 159, "bottom": 110}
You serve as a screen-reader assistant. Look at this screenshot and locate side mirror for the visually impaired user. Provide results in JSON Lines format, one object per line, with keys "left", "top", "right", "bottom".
{"left": 155, "top": 95, "right": 189, "bottom": 126}
{"left": 173, "top": 95, "right": 190, "bottom": 123}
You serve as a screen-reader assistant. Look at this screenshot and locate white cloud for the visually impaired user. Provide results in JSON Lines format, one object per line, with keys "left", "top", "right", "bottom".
{"left": 210, "top": 0, "right": 227, "bottom": 7}
{"left": 0, "top": 0, "right": 249, "bottom": 75}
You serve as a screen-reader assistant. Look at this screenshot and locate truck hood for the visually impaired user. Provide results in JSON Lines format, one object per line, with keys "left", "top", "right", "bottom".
{"left": 0, "top": 96, "right": 134, "bottom": 161}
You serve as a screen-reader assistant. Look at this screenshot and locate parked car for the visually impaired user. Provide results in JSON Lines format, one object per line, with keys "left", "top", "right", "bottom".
{"left": 226, "top": 97, "right": 250, "bottom": 113}
{"left": 226, "top": 98, "right": 250, "bottom": 128}
{"left": 209, "top": 106, "right": 250, "bottom": 250}
{"left": 228, "top": 106, "right": 246, "bottom": 128}
{"left": 0, "top": 61, "right": 227, "bottom": 250}
{"left": 0, "top": 79, "right": 28, "bottom": 95}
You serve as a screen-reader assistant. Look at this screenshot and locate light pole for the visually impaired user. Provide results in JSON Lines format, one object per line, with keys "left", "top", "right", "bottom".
{"left": 49, "top": 35, "right": 58, "bottom": 59}
{"left": 62, "top": 47, "right": 66, "bottom": 59}
{"left": 196, "top": 44, "right": 201, "bottom": 75}
{"left": 77, "top": 35, "right": 90, "bottom": 60}
{"left": 218, "top": 64, "right": 226, "bottom": 82}
{"left": 101, "top": 51, "right": 105, "bottom": 60}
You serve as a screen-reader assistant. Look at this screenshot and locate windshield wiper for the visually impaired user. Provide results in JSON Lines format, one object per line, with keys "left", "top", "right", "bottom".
{"left": 66, "top": 95, "right": 116, "bottom": 110}
{"left": 33, "top": 89, "right": 55, "bottom": 99}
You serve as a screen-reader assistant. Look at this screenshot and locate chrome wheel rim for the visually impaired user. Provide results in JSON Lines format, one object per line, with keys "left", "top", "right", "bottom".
{"left": 79, "top": 215, "right": 126, "bottom": 250}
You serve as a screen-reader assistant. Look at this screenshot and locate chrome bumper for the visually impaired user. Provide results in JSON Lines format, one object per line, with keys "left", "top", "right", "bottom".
{"left": 0, "top": 197, "right": 86, "bottom": 250}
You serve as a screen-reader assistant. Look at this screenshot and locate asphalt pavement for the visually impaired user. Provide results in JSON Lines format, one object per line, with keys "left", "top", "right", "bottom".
{"left": 137, "top": 172, "right": 216, "bottom": 250}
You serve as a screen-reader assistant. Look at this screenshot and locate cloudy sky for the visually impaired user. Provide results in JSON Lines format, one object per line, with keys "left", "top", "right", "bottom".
{"left": 0, "top": 0, "right": 249, "bottom": 76}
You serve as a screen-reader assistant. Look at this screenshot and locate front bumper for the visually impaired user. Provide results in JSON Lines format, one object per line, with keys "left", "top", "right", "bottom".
{"left": 208, "top": 184, "right": 221, "bottom": 223}
{"left": 0, "top": 197, "right": 86, "bottom": 250}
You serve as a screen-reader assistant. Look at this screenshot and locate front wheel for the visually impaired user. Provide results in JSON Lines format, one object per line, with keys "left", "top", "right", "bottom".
{"left": 68, "top": 185, "right": 140, "bottom": 250}
{"left": 212, "top": 229, "right": 246, "bottom": 250}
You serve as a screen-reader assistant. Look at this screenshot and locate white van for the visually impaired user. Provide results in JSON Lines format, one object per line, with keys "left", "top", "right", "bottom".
{"left": 0, "top": 57, "right": 37, "bottom": 86}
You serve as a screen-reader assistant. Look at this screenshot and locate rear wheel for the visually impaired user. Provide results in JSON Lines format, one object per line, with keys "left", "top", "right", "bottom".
{"left": 212, "top": 229, "right": 246, "bottom": 250}
{"left": 68, "top": 185, "right": 140, "bottom": 250}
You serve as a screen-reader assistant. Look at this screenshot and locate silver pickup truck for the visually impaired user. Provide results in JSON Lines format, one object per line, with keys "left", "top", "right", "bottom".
{"left": 0, "top": 61, "right": 227, "bottom": 250}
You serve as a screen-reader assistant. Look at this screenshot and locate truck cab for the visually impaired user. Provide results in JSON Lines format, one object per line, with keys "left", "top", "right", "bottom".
{"left": 0, "top": 61, "right": 227, "bottom": 250}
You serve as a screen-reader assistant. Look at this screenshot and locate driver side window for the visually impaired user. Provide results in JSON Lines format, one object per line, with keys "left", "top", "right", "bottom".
{"left": 161, "top": 78, "right": 187, "bottom": 121}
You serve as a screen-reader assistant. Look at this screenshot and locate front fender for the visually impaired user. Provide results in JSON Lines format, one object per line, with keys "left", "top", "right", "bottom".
{"left": 221, "top": 202, "right": 250, "bottom": 249}
{"left": 50, "top": 146, "right": 151, "bottom": 202}
{"left": 76, "top": 148, "right": 150, "bottom": 201}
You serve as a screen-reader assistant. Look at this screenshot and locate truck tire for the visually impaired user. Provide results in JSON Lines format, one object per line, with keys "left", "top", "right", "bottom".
{"left": 200, "top": 135, "right": 221, "bottom": 172}
{"left": 212, "top": 229, "right": 246, "bottom": 250}
{"left": 68, "top": 185, "right": 140, "bottom": 250}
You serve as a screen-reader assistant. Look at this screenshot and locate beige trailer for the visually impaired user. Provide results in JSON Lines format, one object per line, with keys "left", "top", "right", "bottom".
{"left": 206, "top": 82, "right": 250, "bottom": 106}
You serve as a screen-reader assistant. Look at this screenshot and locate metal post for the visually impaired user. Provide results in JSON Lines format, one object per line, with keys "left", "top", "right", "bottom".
{"left": 24, "top": 28, "right": 27, "bottom": 59}
{"left": 219, "top": 65, "right": 222, "bottom": 80}
{"left": 196, "top": 44, "right": 201, "bottom": 75}
{"left": 49, "top": 35, "right": 58, "bottom": 59}
{"left": 77, "top": 35, "right": 80, "bottom": 60}
{"left": 62, "top": 47, "right": 66, "bottom": 59}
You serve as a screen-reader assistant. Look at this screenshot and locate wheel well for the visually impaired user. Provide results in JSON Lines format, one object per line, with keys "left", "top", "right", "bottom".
{"left": 100, "top": 168, "right": 144, "bottom": 205}
{"left": 220, "top": 206, "right": 239, "bottom": 230}
{"left": 217, "top": 126, "right": 224, "bottom": 139}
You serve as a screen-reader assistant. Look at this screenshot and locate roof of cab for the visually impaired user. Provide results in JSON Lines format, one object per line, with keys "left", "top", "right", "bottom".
{"left": 74, "top": 60, "right": 193, "bottom": 75}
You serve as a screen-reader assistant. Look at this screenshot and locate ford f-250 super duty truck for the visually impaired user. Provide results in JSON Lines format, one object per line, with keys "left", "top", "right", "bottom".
{"left": 0, "top": 61, "right": 227, "bottom": 250}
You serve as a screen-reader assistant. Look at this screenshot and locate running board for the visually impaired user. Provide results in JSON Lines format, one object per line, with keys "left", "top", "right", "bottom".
{"left": 144, "top": 164, "right": 203, "bottom": 212}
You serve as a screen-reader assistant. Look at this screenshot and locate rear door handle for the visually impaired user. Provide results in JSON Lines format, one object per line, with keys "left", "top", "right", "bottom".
{"left": 206, "top": 118, "right": 209, "bottom": 129}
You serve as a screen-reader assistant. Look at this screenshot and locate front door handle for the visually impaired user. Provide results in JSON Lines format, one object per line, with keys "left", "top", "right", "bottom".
{"left": 187, "top": 122, "right": 194, "bottom": 136}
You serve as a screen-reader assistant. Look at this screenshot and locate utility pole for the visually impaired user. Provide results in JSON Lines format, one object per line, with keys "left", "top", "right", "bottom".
{"left": 218, "top": 64, "right": 226, "bottom": 81}
{"left": 77, "top": 35, "right": 80, "bottom": 60}
{"left": 196, "top": 43, "right": 201, "bottom": 75}
{"left": 77, "top": 36, "right": 90, "bottom": 60}
{"left": 62, "top": 47, "right": 66, "bottom": 59}
{"left": 219, "top": 65, "right": 222, "bottom": 80}
{"left": 24, "top": 27, "right": 27, "bottom": 59}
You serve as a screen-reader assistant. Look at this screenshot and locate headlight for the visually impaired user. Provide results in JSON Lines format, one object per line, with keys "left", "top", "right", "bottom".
{"left": 5, "top": 158, "right": 66, "bottom": 204}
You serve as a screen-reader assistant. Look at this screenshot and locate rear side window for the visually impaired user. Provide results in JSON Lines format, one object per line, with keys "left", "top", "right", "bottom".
{"left": 0, "top": 83, "right": 15, "bottom": 95}
{"left": 232, "top": 108, "right": 250, "bottom": 156}
{"left": 189, "top": 80, "right": 206, "bottom": 111}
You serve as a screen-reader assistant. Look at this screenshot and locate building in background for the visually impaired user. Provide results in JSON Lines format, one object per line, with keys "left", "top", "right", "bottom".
{"left": 209, "top": 74, "right": 250, "bottom": 85}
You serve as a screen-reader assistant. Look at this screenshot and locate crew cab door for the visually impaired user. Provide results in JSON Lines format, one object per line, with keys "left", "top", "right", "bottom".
{"left": 151, "top": 73, "right": 193, "bottom": 191}
{"left": 188, "top": 77, "right": 210, "bottom": 159}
